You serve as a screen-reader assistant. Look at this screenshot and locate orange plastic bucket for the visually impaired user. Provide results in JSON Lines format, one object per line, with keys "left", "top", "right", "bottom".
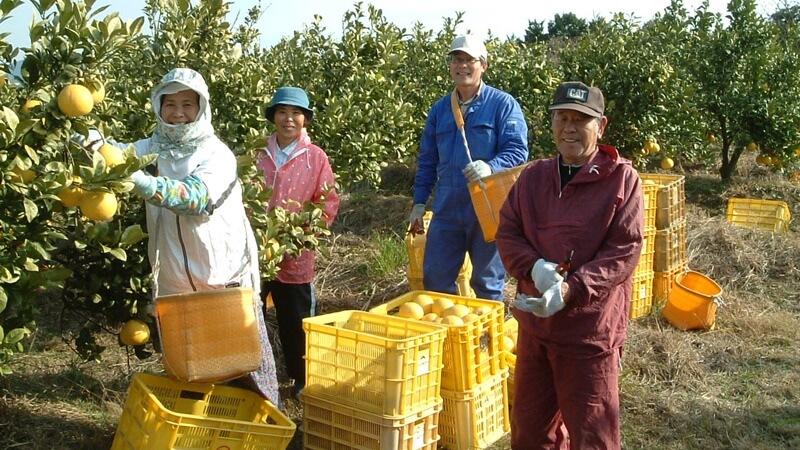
{"left": 662, "top": 270, "right": 723, "bottom": 330}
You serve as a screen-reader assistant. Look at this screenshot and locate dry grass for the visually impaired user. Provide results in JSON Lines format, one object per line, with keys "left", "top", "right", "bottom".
{"left": 1, "top": 171, "right": 798, "bottom": 449}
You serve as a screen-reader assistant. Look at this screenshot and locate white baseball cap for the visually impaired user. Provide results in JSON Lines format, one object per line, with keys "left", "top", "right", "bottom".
{"left": 449, "top": 35, "right": 487, "bottom": 60}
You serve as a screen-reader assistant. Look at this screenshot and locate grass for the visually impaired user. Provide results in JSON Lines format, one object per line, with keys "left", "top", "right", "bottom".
{"left": 1, "top": 166, "right": 799, "bottom": 449}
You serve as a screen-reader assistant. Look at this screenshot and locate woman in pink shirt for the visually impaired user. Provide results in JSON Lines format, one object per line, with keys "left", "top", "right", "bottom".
{"left": 255, "top": 87, "right": 339, "bottom": 400}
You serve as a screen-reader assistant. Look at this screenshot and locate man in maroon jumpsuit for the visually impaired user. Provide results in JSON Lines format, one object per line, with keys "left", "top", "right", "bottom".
{"left": 496, "top": 81, "right": 644, "bottom": 449}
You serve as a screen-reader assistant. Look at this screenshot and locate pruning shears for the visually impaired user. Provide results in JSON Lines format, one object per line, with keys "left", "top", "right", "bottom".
{"left": 555, "top": 250, "right": 574, "bottom": 276}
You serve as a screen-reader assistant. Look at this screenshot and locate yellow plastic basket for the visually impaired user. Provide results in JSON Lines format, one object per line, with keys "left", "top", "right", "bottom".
{"left": 629, "top": 269, "right": 655, "bottom": 320}
{"left": 369, "top": 291, "right": 506, "bottom": 392}
{"left": 640, "top": 173, "right": 686, "bottom": 229}
{"left": 303, "top": 310, "right": 447, "bottom": 417}
{"left": 439, "top": 369, "right": 510, "bottom": 450}
{"left": 111, "top": 373, "right": 295, "bottom": 450}
{"left": 469, "top": 163, "right": 530, "bottom": 242}
{"left": 635, "top": 227, "right": 656, "bottom": 275}
{"left": 653, "top": 264, "right": 689, "bottom": 307}
{"left": 726, "top": 198, "right": 791, "bottom": 234}
{"left": 406, "top": 211, "right": 474, "bottom": 297}
{"left": 155, "top": 287, "right": 263, "bottom": 383}
{"left": 503, "top": 317, "right": 518, "bottom": 408}
{"left": 654, "top": 219, "right": 687, "bottom": 272}
{"left": 302, "top": 393, "right": 442, "bottom": 450}
{"left": 641, "top": 180, "right": 658, "bottom": 231}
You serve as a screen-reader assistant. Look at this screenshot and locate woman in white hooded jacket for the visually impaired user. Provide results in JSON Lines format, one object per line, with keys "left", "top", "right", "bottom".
{"left": 114, "top": 68, "right": 280, "bottom": 405}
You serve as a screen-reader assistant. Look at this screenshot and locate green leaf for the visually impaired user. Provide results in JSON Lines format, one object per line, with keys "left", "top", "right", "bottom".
{"left": 23, "top": 198, "right": 38, "bottom": 222}
{"left": 120, "top": 225, "right": 146, "bottom": 247}
{"left": 109, "top": 248, "right": 127, "bottom": 261}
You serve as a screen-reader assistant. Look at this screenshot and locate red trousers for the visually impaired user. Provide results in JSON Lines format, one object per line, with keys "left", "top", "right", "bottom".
{"left": 511, "top": 326, "right": 622, "bottom": 450}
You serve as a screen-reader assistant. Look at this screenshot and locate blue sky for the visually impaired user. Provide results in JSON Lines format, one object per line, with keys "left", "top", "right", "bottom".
{"left": 2, "top": 0, "right": 737, "bottom": 50}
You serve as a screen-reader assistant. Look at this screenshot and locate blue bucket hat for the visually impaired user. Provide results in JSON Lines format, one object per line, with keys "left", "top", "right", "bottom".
{"left": 265, "top": 86, "right": 314, "bottom": 123}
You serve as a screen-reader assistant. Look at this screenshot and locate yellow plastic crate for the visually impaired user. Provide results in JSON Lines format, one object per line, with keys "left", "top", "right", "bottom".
{"left": 302, "top": 393, "right": 441, "bottom": 450}
{"left": 726, "top": 198, "right": 791, "bottom": 234}
{"left": 439, "top": 369, "right": 510, "bottom": 450}
{"left": 303, "top": 310, "right": 446, "bottom": 417}
{"left": 635, "top": 227, "right": 656, "bottom": 275}
{"left": 653, "top": 264, "right": 689, "bottom": 307}
{"left": 641, "top": 180, "right": 658, "bottom": 231}
{"left": 111, "top": 373, "right": 295, "bottom": 450}
{"left": 640, "top": 173, "right": 686, "bottom": 229}
{"left": 503, "top": 317, "right": 518, "bottom": 408}
{"left": 369, "top": 291, "right": 506, "bottom": 392}
{"left": 407, "top": 211, "right": 474, "bottom": 297}
{"left": 654, "top": 219, "right": 687, "bottom": 272}
{"left": 469, "top": 163, "right": 530, "bottom": 242}
{"left": 629, "top": 269, "right": 655, "bottom": 320}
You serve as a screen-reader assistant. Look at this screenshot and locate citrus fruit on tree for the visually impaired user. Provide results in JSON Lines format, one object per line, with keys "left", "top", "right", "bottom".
{"left": 120, "top": 319, "right": 150, "bottom": 346}
{"left": 746, "top": 142, "right": 757, "bottom": 152}
{"left": 82, "top": 80, "right": 106, "bottom": 104}
{"left": 57, "top": 84, "right": 94, "bottom": 117}
{"left": 57, "top": 177, "right": 85, "bottom": 207}
{"left": 79, "top": 190, "right": 118, "bottom": 221}
{"left": 755, "top": 155, "right": 771, "bottom": 165}
{"left": 98, "top": 144, "right": 125, "bottom": 168}
{"left": 10, "top": 167, "right": 36, "bottom": 183}
{"left": 660, "top": 157, "right": 675, "bottom": 170}
{"left": 20, "top": 99, "right": 41, "bottom": 114}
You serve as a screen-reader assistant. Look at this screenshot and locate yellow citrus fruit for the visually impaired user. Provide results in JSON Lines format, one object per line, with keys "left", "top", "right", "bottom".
{"left": 431, "top": 297, "right": 454, "bottom": 316}
{"left": 794, "top": 148, "right": 800, "bottom": 157}
{"left": 755, "top": 155, "right": 771, "bottom": 165}
{"left": 462, "top": 313, "right": 480, "bottom": 323}
{"left": 421, "top": 313, "right": 440, "bottom": 322}
{"left": 58, "top": 177, "right": 85, "bottom": 207}
{"left": 120, "top": 319, "right": 150, "bottom": 346}
{"left": 80, "top": 190, "right": 118, "bottom": 221}
{"left": 98, "top": 144, "right": 125, "bottom": 168}
{"left": 20, "top": 99, "right": 41, "bottom": 114}
{"left": 413, "top": 294, "right": 435, "bottom": 314}
{"left": 10, "top": 167, "right": 36, "bottom": 183}
{"left": 660, "top": 157, "right": 674, "bottom": 170}
{"left": 707, "top": 133, "right": 717, "bottom": 144}
{"left": 746, "top": 142, "right": 757, "bottom": 152}
{"left": 503, "top": 335, "right": 516, "bottom": 353}
{"left": 440, "top": 315, "right": 464, "bottom": 326}
{"left": 649, "top": 142, "right": 661, "bottom": 154}
{"left": 397, "top": 302, "right": 425, "bottom": 320}
{"left": 473, "top": 305, "right": 493, "bottom": 316}
{"left": 57, "top": 84, "right": 94, "bottom": 117}
{"left": 442, "top": 304, "right": 470, "bottom": 319}
{"left": 82, "top": 80, "right": 106, "bottom": 104}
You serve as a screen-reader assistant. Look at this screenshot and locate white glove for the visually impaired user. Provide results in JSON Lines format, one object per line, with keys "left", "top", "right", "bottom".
{"left": 130, "top": 170, "right": 157, "bottom": 198}
{"left": 513, "top": 282, "right": 565, "bottom": 318}
{"left": 462, "top": 160, "right": 491, "bottom": 182}
{"left": 532, "top": 258, "right": 563, "bottom": 293}
{"left": 71, "top": 129, "right": 105, "bottom": 152}
{"left": 408, "top": 203, "right": 426, "bottom": 233}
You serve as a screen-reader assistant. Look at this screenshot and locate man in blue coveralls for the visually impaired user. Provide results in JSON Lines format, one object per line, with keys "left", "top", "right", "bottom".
{"left": 408, "top": 34, "right": 529, "bottom": 300}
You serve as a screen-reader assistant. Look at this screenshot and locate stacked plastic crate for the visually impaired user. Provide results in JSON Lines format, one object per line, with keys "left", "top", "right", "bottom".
{"left": 407, "top": 211, "right": 474, "bottom": 297}
{"left": 370, "top": 291, "right": 510, "bottom": 449}
{"left": 301, "top": 310, "right": 448, "bottom": 450}
{"left": 640, "top": 174, "right": 689, "bottom": 308}
{"left": 629, "top": 179, "right": 658, "bottom": 319}
{"left": 111, "top": 373, "right": 296, "bottom": 449}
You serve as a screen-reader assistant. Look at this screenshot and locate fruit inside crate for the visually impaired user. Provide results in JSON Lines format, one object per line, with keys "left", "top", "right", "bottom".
{"left": 369, "top": 291, "right": 506, "bottom": 392}
{"left": 302, "top": 310, "right": 447, "bottom": 417}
